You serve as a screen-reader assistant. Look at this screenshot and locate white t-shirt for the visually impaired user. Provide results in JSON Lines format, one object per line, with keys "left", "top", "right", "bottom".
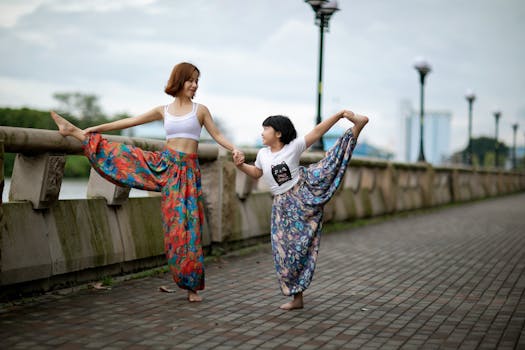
{"left": 254, "top": 136, "right": 307, "bottom": 195}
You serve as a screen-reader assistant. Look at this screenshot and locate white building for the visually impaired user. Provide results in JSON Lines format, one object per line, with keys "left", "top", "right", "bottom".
{"left": 403, "top": 104, "right": 452, "bottom": 165}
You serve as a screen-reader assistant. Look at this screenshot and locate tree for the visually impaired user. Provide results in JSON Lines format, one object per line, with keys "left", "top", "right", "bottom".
{"left": 53, "top": 92, "right": 103, "bottom": 124}
{"left": 0, "top": 107, "right": 55, "bottom": 129}
{"left": 455, "top": 136, "right": 509, "bottom": 167}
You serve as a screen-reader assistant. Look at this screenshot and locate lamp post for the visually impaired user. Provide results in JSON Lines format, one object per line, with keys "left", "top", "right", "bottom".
{"left": 465, "top": 89, "right": 476, "bottom": 166}
{"left": 493, "top": 110, "right": 501, "bottom": 167}
{"left": 512, "top": 123, "right": 518, "bottom": 169}
{"left": 414, "top": 57, "right": 432, "bottom": 162}
{"left": 304, "top": 0, "right": 340, "bottom": 151}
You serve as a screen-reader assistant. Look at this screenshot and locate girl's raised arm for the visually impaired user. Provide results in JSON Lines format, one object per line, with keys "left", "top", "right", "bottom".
{"left": 304, "top": 111, "right": 344, "bottom": 149}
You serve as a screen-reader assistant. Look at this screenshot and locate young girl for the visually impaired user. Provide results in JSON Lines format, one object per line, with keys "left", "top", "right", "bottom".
{"left": 234, "top": 110, "right": 368, "bottom": 310}
{"left": 51, "top": 62, "right": 244, "bottom": 302}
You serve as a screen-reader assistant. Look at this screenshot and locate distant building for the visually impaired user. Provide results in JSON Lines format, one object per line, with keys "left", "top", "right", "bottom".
{"left": 513, "top": 146, "right": 525, "bottom": 159}
{"left": 404, "top": 108, "right": 452, "bottom": 165}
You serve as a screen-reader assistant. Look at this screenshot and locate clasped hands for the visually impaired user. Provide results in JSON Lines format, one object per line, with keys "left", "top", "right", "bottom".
{"left": 232, "top": 149, "right": 245, "bottom": 166}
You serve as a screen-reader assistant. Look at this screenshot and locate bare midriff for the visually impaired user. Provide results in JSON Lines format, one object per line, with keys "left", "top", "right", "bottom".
{"left": 166, "top": 138, "right": 199, "bottom": 154}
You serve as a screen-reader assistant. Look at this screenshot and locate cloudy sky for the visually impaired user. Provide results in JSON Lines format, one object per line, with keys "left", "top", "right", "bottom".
{"left": 1, "top": 0, "right": 524, "bottom": 159}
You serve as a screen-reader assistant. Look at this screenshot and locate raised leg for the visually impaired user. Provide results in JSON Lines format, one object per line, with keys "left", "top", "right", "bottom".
{"left": 50, "top": 111, "right": 87, "bottom": 142}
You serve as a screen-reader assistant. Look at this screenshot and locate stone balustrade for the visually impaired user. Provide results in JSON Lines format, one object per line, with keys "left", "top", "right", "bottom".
{"left": 1, "top": 126, "right": 524, "bottom": 296}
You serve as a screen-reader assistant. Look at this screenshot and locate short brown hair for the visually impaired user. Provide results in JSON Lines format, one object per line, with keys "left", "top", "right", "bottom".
{"left": 164, "top": 62, "right": 200, "bottom": 97}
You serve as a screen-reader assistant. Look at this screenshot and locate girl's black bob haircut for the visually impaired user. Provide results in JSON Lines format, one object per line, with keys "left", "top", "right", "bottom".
{"left": 262, "top": 115, "right": 297, "bottom": 145}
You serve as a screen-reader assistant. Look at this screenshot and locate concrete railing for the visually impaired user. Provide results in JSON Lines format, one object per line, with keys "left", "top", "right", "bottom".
{"left": 1, "top": 126, "right": 524, "bottom": 295}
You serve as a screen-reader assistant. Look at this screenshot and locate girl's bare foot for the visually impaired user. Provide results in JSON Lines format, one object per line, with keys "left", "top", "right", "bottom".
{"left": 280, "top": 293, "right": 303, "bottom": 310}
{"left": 187, "top": 290, "right": 202, "bottom": 302}
{"left": 343, "top": 111, "right": 369, "bottom": 139}
{"left": 50, "top": 111, "right": 86, "bottom": 141}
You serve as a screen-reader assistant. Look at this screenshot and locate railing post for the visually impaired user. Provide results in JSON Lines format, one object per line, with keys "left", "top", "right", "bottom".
{"left": 421, "top": 163, "right": 434, "bottom": 207}
{"left": 0, "top": 139, "right": 4, "bottom": 276}
{"left": 0, "top": 139, "right": 4, "bottom": 206}
{"left": 86, "top": 168, "right": 131, "bottom": 205}
{"left": 200, "top": 149, "right": 239, "bottom": 243}
{"left": 9, "top": 153, "right": 66, "bottom": 209}
{"left": 381, "top": 162, "right": 397, "bottom": 214}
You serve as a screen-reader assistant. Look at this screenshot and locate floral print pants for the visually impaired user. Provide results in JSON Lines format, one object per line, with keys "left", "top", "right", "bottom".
{"left": 83, "top": 133, "right": 205, "bottom": 291}
{"left": 271, "top": 128, "right": 357, "bottom": 296}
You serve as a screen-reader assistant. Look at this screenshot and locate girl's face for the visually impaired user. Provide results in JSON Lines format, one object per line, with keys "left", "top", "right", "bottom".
{"left": 261, "top": 126, "right": 281, "bottom": 146}
{"left": 182, "top": 70, "right": 199, "bottom": 99}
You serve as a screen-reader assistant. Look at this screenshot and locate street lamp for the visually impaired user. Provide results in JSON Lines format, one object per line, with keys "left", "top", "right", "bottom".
{"left": 493, "top": 109, "right": 501, "bottom": 167}
{"left": 414, "top": 57, "right": 432, "bottom": 162}
{"left": 512, "top": 123, "right": 518, "bottom": 170}
{"left": 304, "top": 0, "right": 340, "bottom": 151}
{"left": 465, "top": 89, "right": 476, "bottom": 166}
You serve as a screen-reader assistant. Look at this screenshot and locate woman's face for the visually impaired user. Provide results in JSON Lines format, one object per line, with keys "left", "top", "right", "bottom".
{"left": 182, "top": 70, "right": 199, "bottom": 99}
{"left": 261, "top": 126, "right": 281, "bottom": 146}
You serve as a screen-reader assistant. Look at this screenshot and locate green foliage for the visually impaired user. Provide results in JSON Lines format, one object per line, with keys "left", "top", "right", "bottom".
{"left": 3, "top": 153, "right": 15, "bottom": 177}
{"left": 457, "top": 136, "right": 509, "bottom": 167}
{"left": 483, "top": 152, "right": 495, "bottom": 167}
{"left": 64, "top": 156, "right": 91, "bottom": 178}
{"left": 53, "top": 92, "right": 103, "bottom": 123}
{"left": 0, "top": 108, "right": 58, "bottom": 130}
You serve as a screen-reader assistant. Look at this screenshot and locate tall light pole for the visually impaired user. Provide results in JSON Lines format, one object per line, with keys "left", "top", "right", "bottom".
{"left": 414, "top": 57, "right": 432, "bottom": 162}
{"left": 304, "top": 0, "right": 340, "bottom": 151}
{"left": 465, "top": 89, "right": 476, "bottom": 166}
{"left": 512, "top": 123, "right": 518, "bottom": 169}
{"left": 493, "top": 110, "right": 501, "bottom": 167}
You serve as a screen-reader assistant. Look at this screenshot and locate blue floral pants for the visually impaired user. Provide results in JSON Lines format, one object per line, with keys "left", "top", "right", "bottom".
{"left": 271, "top": 128, "right": 357, "bottom": 296}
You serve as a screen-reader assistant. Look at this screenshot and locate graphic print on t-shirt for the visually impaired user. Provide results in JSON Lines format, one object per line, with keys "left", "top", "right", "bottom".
{"left": 271, "top": 162, "right": 292, "bottom": 186}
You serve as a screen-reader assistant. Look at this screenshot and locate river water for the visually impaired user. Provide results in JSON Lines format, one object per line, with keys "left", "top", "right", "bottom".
{"left": 2, "top": 178, "right": 150, "bottom": 203}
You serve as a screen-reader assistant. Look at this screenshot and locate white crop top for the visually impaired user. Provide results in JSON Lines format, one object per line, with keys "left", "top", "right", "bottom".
{"left": 164, "top": 103, "right": 202, "bottom": 141}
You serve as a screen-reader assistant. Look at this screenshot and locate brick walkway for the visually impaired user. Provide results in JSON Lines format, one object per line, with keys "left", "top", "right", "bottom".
{"left": 2, "top": 193, "right": 525, "bottom": 349}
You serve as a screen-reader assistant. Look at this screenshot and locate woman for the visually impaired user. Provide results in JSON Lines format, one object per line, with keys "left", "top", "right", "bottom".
{"left": 51, "top": 62, "right": 244, "bottom": 302}
{"left": 234, "top": 110, "right": 368, "bottom": 310}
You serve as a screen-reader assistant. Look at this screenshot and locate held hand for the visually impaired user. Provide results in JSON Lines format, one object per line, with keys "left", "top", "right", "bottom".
{"left": 232, "top": 149, "right": 245, "bottom": 166}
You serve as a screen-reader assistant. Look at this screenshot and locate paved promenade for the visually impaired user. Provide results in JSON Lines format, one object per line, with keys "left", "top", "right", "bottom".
{"left": 1, "top": 193, "right": 524, "bottom": 349}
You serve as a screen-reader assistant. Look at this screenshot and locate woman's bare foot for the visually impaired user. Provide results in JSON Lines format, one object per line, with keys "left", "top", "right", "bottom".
{"left": 280, "top": 292, "right": 303, "bottom": 310}
{"left": 50, "top": 111, "right": 86, "bottom": 141}
{"left": 187, "top": 290, "right": 202, "bottom": 302}
{"left": 343, "top": 111, "right": 369, "bottom": 139}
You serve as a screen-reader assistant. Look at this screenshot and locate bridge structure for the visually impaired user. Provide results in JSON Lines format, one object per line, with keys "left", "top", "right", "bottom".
{"left": 1, "top": 126, "right": 524, "bottom": 297}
